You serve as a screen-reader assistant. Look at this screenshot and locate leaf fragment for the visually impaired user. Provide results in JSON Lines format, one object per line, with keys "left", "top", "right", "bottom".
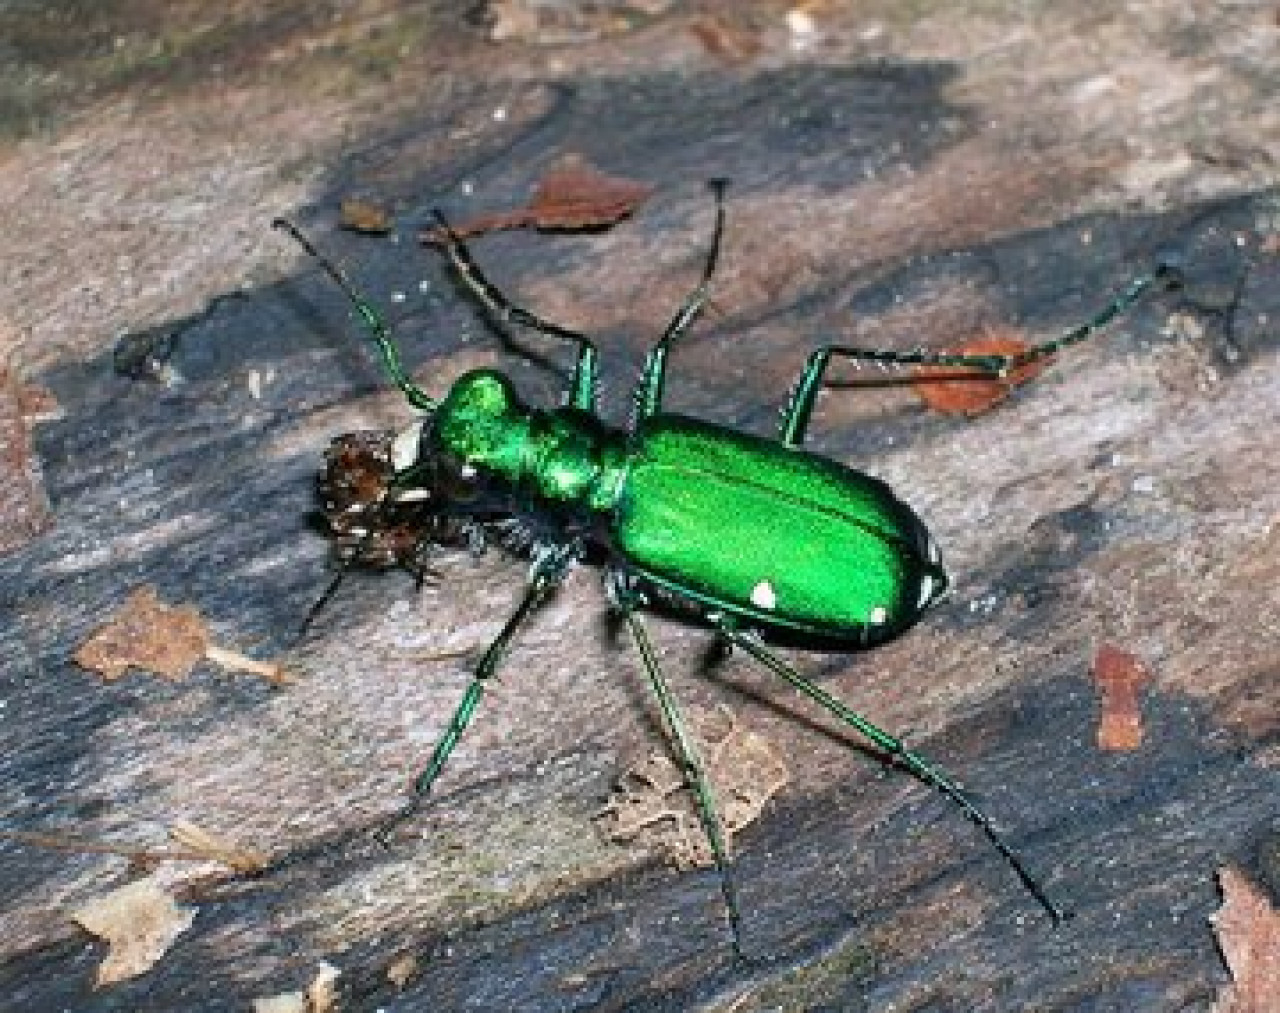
{"left": 252, "top": 963, "right": 342, "bottom": 1013}
{"left": 339, "top": 197, "right": 394, "bottom": 234}
{"left": 73, "top": 585, "right": 285, "bottom": 684}
{"left": 307, "top": 962, "right": 340, "bottom": 1013}
{"left": 597, "top": 705, "right": 788, "bottom": 869}
{"left": 387, "top": 953, "right": 418, "bottom": 989}
{"left": 72, "top": 878, "right": 196, "bottom": 987}
{"left": 487, "top": 0, "right": 674, "bottom": 45}
{"left": 73, "top": 586, "right": 208, "bottom": 681}
{"left": 0, "top": 346, "right": 54, "bottom": 554}
{"left": 423, "top": 154, "right": 653, "bottom": 242}
{"left": 689, "top": 15, "right": 763, "bottom": 63}
{"left": 912, "top": 328, "right": 1051, "bottom": 415}
{"left": 204, "top": 644, "right": 293, "bottom": 685}
{"left": 168, "top": 820, "right": 270, "bottom": 873}
{"left": 1211, "top": 866, "right": 1280, "bottom": 1013}
{"left": 252, "top": 993, "right": 306, "bottom": 1013}
{"left": 1091, "top": 642, "right": 1152, "bottom": 751}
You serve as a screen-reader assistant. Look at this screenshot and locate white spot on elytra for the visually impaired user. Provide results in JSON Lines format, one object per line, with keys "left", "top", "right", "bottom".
{"left": 750, "top": 580, "right": 777, "bottom": 610}
{"left": 460, "top": 463, "right": 478, "bottom": 480}
{"left": 869, "top": 606, "right": 888, "bottom": 625}
{"left": 917, "top": 575, "right": 937, "bottom": 609}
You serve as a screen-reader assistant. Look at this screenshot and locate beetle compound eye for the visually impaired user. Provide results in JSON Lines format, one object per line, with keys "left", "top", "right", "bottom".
{"left": 433, "top": 453, "right": 488, "bottom": 503}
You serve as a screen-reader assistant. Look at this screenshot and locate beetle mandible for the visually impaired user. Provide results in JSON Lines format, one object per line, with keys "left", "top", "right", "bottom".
{"left": 275, "top": 181, "right": 1173, "bottom": 955}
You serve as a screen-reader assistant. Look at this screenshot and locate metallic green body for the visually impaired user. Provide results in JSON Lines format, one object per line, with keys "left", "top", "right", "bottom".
{"left": 432, "top": 370, "right": 947, "bottom": 642}
{"left": 617, "top": 416, "right": 945, "bottom": 640}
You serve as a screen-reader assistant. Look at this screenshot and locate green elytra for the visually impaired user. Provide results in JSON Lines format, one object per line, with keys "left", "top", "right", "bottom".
{"left": 274, "top": 183, "right": 1173, "bottom": 957}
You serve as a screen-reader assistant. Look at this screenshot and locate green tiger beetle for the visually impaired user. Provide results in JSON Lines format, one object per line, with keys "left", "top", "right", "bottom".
{"left": 274, "top": 181, "right": 1177, "bottom": 957}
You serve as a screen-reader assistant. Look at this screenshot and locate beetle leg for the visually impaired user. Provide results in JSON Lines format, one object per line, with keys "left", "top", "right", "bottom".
{"left": 431, "top": 209, "right": 600, "bottom": 412}
{"left": 716, "top": 622, "right": 1067, "bottom": 925}
{"left": 631, "top": 179, "right": 729, "bottom": 422}
{"left": 374, "top": 541, "right": 578, "bottom": 843}
{"left": 609, "top": 572, "right": 748, "bottom": 960}
{"left": 778, "top": 263, "right": 1176, "bottom": 447}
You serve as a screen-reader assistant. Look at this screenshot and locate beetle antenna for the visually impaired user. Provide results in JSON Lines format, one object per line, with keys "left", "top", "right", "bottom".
{"left": 294, "top": 560, "right": 353, "bottom": 645}
{"left": 273, "top": 218, "right": 437, "bottom": 411}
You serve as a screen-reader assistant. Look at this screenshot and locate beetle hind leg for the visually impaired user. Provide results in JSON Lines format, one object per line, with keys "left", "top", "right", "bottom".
{"left": 715, "top": 620, "right": 1067, "bottom": 925}
{"left": 607, "top": 570, "right": 749, "bottom": 960}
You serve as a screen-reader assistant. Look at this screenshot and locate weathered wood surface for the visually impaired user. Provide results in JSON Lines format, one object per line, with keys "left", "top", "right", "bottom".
{"left": 1, "top": 3, "right": 1277, "bottom": 1010}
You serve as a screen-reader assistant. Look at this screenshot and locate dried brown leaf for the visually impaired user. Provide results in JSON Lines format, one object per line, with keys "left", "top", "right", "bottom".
{"left": 488, "top": 0, "right": 542, "bottom": 42}
{"left": 1211, "top": 866, "right": 1280, "bottom": 1013}
{"left": 339, "top": 197, "right": 394, "bottom": 235}
{"left": 17, "top": 380, "right": 62, "bottom": 423}
{"left": 73, "top": 587, "right": 284, "bottom": 684}
{"left": 689, "top": 15, "right": 763, "bottom": 63}
{"left": 0, "top": 827, "right": 236, "bottom": 870}
{"left": 387, "top": 953, "right": 418, "bottom": 989}
{"left": 252, "top": 964, "right": 342, "bottom": 1013}
{"left": 73, "top": 586, "right": 208, "bottom": 681}
{"left": 1092, "top": 643, "right": 1152, "bottom": 751}
{"left": 597, "top": 705, "right": 788, "bottom": 869}
{"left": 307, "top": 962, "right": 340, "bottom": 1013}
{"left": 912, "top": 328, "right": 1052, "bottom": 416}
{"left": 72, "top": 878, "right": 196, "bottom": 987}
{"left": 424, "top": 154, "right": 653, "bottom": 241}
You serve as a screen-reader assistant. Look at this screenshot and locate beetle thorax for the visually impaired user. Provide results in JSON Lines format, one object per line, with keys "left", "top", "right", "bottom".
{"left": 434, "top": 369, "right": 627, "bottom": 511}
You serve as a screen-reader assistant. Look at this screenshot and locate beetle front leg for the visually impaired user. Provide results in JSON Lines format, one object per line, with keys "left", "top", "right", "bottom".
{"left": 716, "top": 621, "right": 1067, "bottom": 925}
{"left": 375, "top": 541, "right": 578, "bottom": 843}
{"left": 608, "top": 572, "right": 748, "bottom": 960}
